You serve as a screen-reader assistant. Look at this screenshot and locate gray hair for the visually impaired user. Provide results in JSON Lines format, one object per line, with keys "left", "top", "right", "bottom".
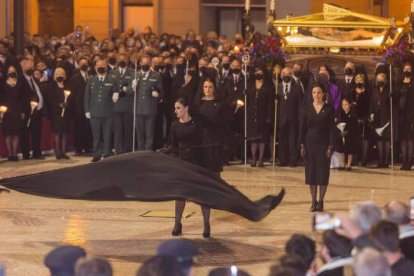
{"left": 354, "top": 247, "right": 391, "bottom": 276}
{"left": 350, "top": 202, "right": 382, "bottom": 233}
{"left": 75, "top": 257, "right": 112, "bottom": 276}
{"left": 384, "top": 200, "right": 411, "bottom": 225}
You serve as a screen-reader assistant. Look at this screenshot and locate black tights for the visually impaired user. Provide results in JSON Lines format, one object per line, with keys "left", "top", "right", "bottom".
{"left": 310, "top": 185, "right": 327, "bottom": 203}
{"left": 400, "top": 139, "right": 414, "bottom": 165}
{"left": 55, "top": 133, "right": 67, "bottom": 156}
{"left": 174, "top": 200, "right": 210, "bottom": 229}
{"left": 377, "top": 140, "right": 390, "bottom": 165}
{"left": 251, "top": 142, "right": 265, "bottom": 163}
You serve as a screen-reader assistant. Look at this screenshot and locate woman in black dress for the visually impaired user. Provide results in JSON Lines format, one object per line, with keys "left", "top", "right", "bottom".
{"left": 246, "top": 67, "right": 273, "bottom": 167}
{"left": 395, "top": 63, "right": 414, "bottom": 170}
{"left": 0, "top": 65, "right": 25, "bottom": 161}
{"left": 169, "top": 97, "right": 211, "bottom": 238}
{"left": 350, "top": 74, "right": 372, "bottom": 166}
{"left": 46, "top": 67, "right": 72, "bottom": 159}
{"left": 335, "top": 97, "right": 358, "bottom": 170}
{"left": 369, "top": 73, "right": 392, "bottom": 168}
{"left": 300, "top": 83, "right": 335, "bottom": 212}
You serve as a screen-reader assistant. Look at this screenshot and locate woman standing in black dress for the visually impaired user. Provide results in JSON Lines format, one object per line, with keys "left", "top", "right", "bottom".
{"left": 46, "top": 67, "right": 72, "bottom": 159}
{"left": 369, "top": 73, "right": 392, "bottom": 168}
{"left": 246, "top": 67, "right": 273, "bottom": 167}
{"left": 169, "top": 97, "right": 211, "bottom": 238}
{"left": 350, "top": 74, "right": 372, "bottom": 166}
{"left": 0, "top": 65, "right": 25, "bottom": 161}
{"left": 300, "top": 83, "right": 335, "bottom": 212}
{"left": 395, "top": 63, "right": 414, "bottom": 170}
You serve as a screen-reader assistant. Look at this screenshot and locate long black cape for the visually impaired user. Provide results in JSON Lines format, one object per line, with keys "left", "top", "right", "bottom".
{"left": 0, "top": 152, "right": 284, "bottom": 221}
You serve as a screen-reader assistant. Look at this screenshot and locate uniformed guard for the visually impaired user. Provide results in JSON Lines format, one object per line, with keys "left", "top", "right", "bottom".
{"left": 130, "top": 55, "right": 163, "bottom": 151}
{"left": 84, "top": 58, "right": 117, "bottom": 162}
{"left": 111, "top": 53, "right": 135, "bottom": 154}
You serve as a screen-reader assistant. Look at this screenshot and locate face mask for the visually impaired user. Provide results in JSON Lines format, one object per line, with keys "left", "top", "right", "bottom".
{"left": 153, "top": 65, "right": 161, "bottom": 72}
{"left": 80, "top": 64, "right": 89, "bottom": 71}
{"left": 222, "top": 63, "right": 230, "bottom": 70}
{"left": 141, "top": 64, "right": 150, "bottom": 72}
{"left": 235, "top": 39, "right": 241, "bottom": 44}
{"left": 187, "top": 70, "right": 196, "bottom": 77}
{"left": 8, "top": 72, "right": 17, "bottom": 79}
{"left": 255, "top": 74, "right": 264, "bottom": 80}
{"left": 376, "top": 80, "right": 385, "bottom": 88}
{"left": 232, "top": 68, "right": 241, "bottom": 75}
{"left": 403, "top": 71, "right": 411, "bottom": 78}
{"left": 56, "top": 76, "right": 64, "bottom": 83}
{"left": 293, "top": 71, "right": 302, "bottom": 78}
{"left": 108, "top": 57, "right": 116, "bottom": 65}
{"left": 356, "top": 83, "right": 365, "bottom": 89}
{"left": 118, "top": 60, "right": 127, "bottom": 68}
{"left": 345, "top": 68, "right": 353, "bottom": 75}
{"left": 25, "top": 69, "right": 34, "bottom": 76}
{"left": 282, "top": 76, "right": 292, "bottom": 83}
{"left": 97, "top": 67, "right": 106, "bottom": 75}
{"left": 199, "top": 67, "right": 207, "bottom": 74}
{"left": 165, "top": 64, "right": 173, "bottom": 70}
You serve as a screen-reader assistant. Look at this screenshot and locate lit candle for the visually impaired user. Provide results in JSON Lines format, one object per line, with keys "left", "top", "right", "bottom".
{"left": 271, "top": 0, "right": 275, "bottom": 11}
{"left": 0, "top": 105, "right": 7, "bottom": 113}
{"left": 412, "top": 0, "right": 414, "bottom": 13}
{"left": 245, "top": 0, "right": 250, "bottom": 11}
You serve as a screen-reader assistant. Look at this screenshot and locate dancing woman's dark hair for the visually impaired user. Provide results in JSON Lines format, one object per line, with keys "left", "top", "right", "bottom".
{"left": 175, "top": 97, "right": 190, "bottom": 107}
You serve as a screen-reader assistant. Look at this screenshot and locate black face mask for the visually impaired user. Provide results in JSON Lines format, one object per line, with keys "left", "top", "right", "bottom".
{"left": 165, "top": 63, "right": 173, "bottom": 70}
{"left": 25, "top": 69, "right": 34, "bottom": 76}
{"left": 199, "top": 67, "right": 207, "bottom": 74}
{"left": 345, "top": 68, "right": 353, "bottom": 75}
{"left": 255, "top": 74, "right": 264, "bottom": 80}
{"left": 235, "top": 39, "right": 241, "bottom": 44}
{"left": 153, "top": 65, "right": 161, "bottom": 72}
{"left": 222, "top": 63, "right": 230, "bottom": 70}
{"left": 80, "top": 64, "right": 89, "bottom": 71}
{"left": 403, "top": 71, "right": 412, "bottom": 78}
{"left": 356, "top": 83, "right": 365, "bottom": 89}
{"left": 141, "top": 64, "right": 150, "bottom": 72}
{"left": 118, "top": 60, "right": 127, "bottom": 68}
{"left": 97, "top": 67, "right": 106, "bottom": 75}
{"left": 108, "top": 57, "right": 116, "bottom": 65}
{"left": 293, "top": 71, "right": 302, "bottom": 78}
{"left": 376, "top": 80, "right": 386, "bottom": 88}
{"left": 232, "top": 68, "right": 241, "bottom": 75}
{"left": 282, "top": 76, "right": 292, "bottom": 83}
{"left": 56, "top": 76, "right": 64, "bottom": 83}
{"left": 8, "top": 72, "right": 17, "bottom": 79}
{"left": 60, "top": 55, "right": 67, "bottom": 61}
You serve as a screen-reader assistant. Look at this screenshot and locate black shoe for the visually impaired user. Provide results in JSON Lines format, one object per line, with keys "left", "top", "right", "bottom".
{"left": 316, "top": 201, "right": 324, "bottom": 212}
{"left": 56, "top": 154, "right": 62, "bottom": 160}
{"left": 62, "top": 154, "right": 70, "bottom": 160}
{"left": 203, "top": 224, "right": 211, "bottom": 238}
{"left": 258, "top": 161, "right": 264, "bottom": 167}
{"left": 172, "top": 223, "right": 182, "bottom": 236}
{"left": 32, "top": 155, "right": 45, "bottom": 160}
{"left": 338, "top": 167, "right": 345, "bottom": 170}
{"left": 310, "top": 201, "right": 318, "bottom": 212}
{"left": 23, "top": 155, "right": 30, "bottom": 160}
{"left": 11, "top": 156, "right": 19, "bottom": 161}
{"left": 250, "top": 161, "right": 256, "bottom": 167}
{"left": 346, "top": 167, "right": 352, "bottom": 171}
{"left": 91, "top": 157, "right": 101, "bottom": 162}
{"left": 7, "top": 156, "right": 13, "bottom": 161}
{"left": 279, "top": 162, "right": 288, "bottom": 167}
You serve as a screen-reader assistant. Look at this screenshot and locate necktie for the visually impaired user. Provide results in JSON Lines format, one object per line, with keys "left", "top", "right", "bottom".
{"left": 284, "top": 85, "right": 289, "bottom": 100}
{"left": 29, "top": 77, "right": 36, "bottom": 92}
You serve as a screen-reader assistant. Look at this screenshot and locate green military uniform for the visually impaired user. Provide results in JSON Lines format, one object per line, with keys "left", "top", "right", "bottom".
{"left": 110, "top": 67, "right": 135, "bottom": 153}
{"left": 84, "top": 74, "right": 117, "bottom": 158}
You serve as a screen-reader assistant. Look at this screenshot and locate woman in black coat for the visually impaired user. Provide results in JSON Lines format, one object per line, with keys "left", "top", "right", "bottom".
{"left": 395, "top": 62, "right": 414, "bottom": 170}
{"left": 246, "top": 66, "right": 273, "bottom": 167}
{"left": 0, "top": 65, "right": 25, "bottom": 161}
{"left": 46, "top": 67, "right": 72, "bottom": 159}
{"left": 350, "top": 74, "right": 372, "bottom": 166}
{"left": 300, "top": 83, "right": 335, "bottom": 212}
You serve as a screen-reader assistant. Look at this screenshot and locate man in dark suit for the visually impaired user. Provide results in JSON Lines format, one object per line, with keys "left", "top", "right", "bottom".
{"left": 19, "top": 57, "right": 45, "bottom": 160}
{"left": 69, "top": 56, "right": 92, "bottom": 155}
{"left": 131, "top": 55, "right": 163, "bottom": 151}
{"left": 337, "top": 61, "right": 355, "bottom": 99}
{"left": 222, "top": 58, "right": 245, "bottom": 162}
{"left": 84, "top": 58, "right": 117, "bottom": 162}
{"left": 111, "top": 53, "right": 135, "bottom": 154}
{"left": 384, "top": 201, "right": 414, "bottom": 261}
{"left": 291, "top": 62, "right": 307, "bottom": 96}
{"left": 277, "top": 67, "right": 303, "bottom": 166}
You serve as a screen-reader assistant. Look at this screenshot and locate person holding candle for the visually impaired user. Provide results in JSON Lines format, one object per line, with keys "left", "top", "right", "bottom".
{"left": 46, "top": 67, "right": 72, "bottom": 159}
{"left": 0, "top": 65, "right": 25, "bottom": 161}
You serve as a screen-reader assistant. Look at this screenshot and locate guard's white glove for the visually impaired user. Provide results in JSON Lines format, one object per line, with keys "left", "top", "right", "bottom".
{"left": 85, "top": 112, "right": 91, "bottom": 119}
{"left": 112, "top": 92, "right": 119, "bottom": 103}
{"left": 132, "top": 79, "right": 138, "bottom": 91}
{"left": 122, "top": 85, "right": 128, "bottom": 92}
{"left": 152, "top": 91, "right": 159, "bottom": 98}
{"left": 370, "top": 113, "right": 374, "bottom": 122}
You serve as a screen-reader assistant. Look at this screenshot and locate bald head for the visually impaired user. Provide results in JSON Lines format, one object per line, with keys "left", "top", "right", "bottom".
{"left": 384, "top": 200, "right": 411, "bottom": 225}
